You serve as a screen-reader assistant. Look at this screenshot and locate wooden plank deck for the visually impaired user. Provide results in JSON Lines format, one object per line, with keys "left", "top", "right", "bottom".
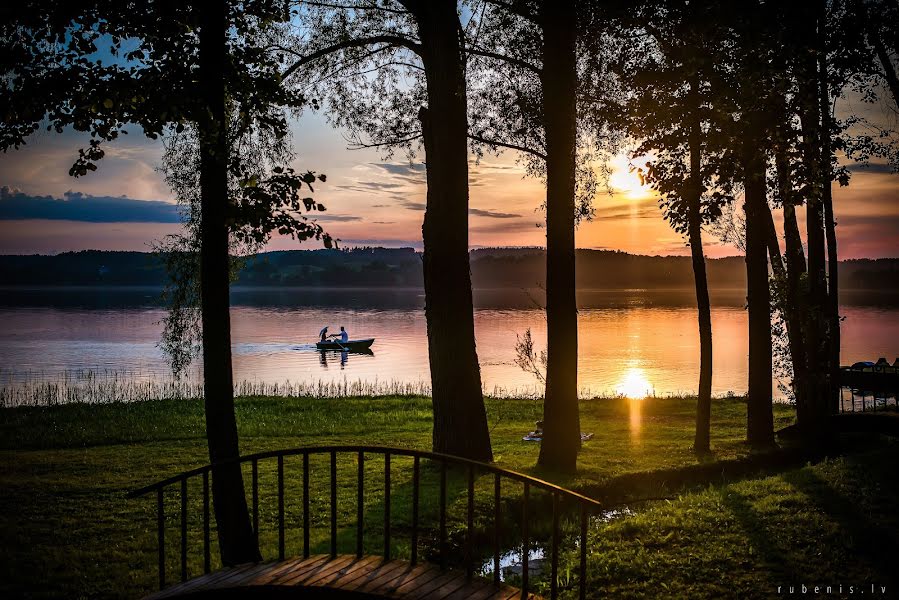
{"left": 146, "top": 554, "right": 540, "bottom": 599}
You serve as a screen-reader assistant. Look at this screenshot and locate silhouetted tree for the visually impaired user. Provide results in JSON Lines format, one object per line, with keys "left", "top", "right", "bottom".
{"left": 465, "top": 0, "right": 620, "bottom": 472}
{"left": 282, "top": 0, "right": 493, "bottom": 461}
{"left": 1, "top": 0, "right": 331, "bottom": 563}
{"left": 609, "top": 0, "right": 733, "bottom": 454}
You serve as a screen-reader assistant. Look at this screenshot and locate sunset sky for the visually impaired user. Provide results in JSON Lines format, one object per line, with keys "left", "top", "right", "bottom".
{"left": 1, "top": 109, "right": 897, "bottom": 258}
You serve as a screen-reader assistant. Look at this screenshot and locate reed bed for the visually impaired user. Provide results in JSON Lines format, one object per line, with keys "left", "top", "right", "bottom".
{"left": 1, "top": 369, "right": 717, "bottom": 407}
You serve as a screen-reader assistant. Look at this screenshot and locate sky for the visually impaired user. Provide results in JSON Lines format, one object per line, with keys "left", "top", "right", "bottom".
{"left": 1, "top": 110, "right": 897, "bottom": 258}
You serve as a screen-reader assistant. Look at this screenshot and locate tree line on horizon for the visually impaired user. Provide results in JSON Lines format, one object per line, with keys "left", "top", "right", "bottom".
{"left": 3, "top": 248, "right": 899, "bottom": 291}
{"left": 3, "top": 0, "right": 897, "bottom": 567}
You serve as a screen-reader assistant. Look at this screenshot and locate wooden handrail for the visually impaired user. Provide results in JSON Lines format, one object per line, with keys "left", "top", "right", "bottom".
{"left": 128, "top": 444, "right": 603, "bottom": 507}
{"left": 128, "top": 445, "right": 601, "bottom": 600}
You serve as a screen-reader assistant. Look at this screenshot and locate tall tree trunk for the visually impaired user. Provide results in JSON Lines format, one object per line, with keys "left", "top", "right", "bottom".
{"left": 687, "top": 75, "right": 712, "bottom": 454}
{"left": 818, "top": 3, "right": 841, "bottom": 414}
{"left": 537, "top": 0, "right": 580, "bottom": 473}
{"left": 854, "top": 0, "right": 899, "bottom": 108}
{"left": 872, "top": 28, "right": 899, "bottom": 108}
{"left": 797, "top": 9, "right": 831, "bottom": 429}
{"left": 742, "top": 129, "right": 775, "bottom": 449}
{"left": 412, "top": 0, "right": 492, "bottom": 461}
{"left": 774, "top": 145, "right": 809, "bottom": 417}
{"left": 198, "top": 4, "right": 260, "bottom": 565}
{"left": 785, "top": 4, "right": 830, "bottom": 437}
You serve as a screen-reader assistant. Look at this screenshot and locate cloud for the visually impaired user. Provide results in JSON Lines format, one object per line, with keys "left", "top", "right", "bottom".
{"left": 311, "top": 214, "right": 363, "bottom": 222}
{"left": 469, "top": 207, "right": 521, "bottom": 219}
{"left": 596, "top": 205, "right": 661, "bottom": 221}
{"left": 400, "top": 200, "right": 427, "bottom": 211}
{"left": 372, "top": 162, "right": 426, "bottom": 178}
{"left": 0, "top": 186, "right": 182, "bottom": 223}
{"left": 845, "top": 162, "right": 896, "bottom": 174}
{"left": 335, "top": 181, "right": 406, "bottom": 192}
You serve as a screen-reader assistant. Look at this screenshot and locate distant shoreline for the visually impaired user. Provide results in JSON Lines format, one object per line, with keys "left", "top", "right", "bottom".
{"left": 2, "top": 248, "right": 897, "bottom": 291}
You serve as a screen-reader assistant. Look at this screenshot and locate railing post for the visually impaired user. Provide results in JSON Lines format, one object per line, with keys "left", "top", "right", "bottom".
{"left": 493, "top": 473, "right": 501, "bottom": 586}
{"left": 384, "top": 452, "right": 391, "bottom": 560}
{"left": 180, "top": 478, "right": 188, "bottom": 583}
{"left": 411, "top": 456, "right": 420, "bottom": 566}
{"left": 303, "top": 452, "right": 310, "bottom": 558}
{"left": 551, "top": 493, "right": 559, "bottom": 599}
{"left": 278, "top": 454, "right": 285, "bottom": 561}
{"left": 356, "top": 451, "right": 364, "bottom": 558}
{"left": 466, "top": 464, "right": 474, "bottom": 580}
{"left": 521, "top": 481, "right": 529, "bottom": 598}
{"left": 580, "top": 504, "right": 588, "bottom": 600}
{"left": 202, "top": 471, "right": 210, "bottom": 574}
{"left": 252, "top": 458, "right": 259, "bottom": 547}
{"left": 157, "top": 487, "right": 165, "bottom": 590}
{"left": 330, "top": 450, "right": 338, "bottom": 557}
{"left": 439, "top": 459, "right": 447, "bottom": 570}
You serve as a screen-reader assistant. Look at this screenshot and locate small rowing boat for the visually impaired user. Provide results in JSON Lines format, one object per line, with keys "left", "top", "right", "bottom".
{"left": 315, "top": 338, "right": 375, "bottom": 351}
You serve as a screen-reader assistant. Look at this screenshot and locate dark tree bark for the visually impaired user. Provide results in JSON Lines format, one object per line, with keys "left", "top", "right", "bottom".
{"left": 774, "top": 145, "right": 809, "bottom": 417}
{"left": 796, "top": 9, "right": 831, "bottom": 429}
{"left": 410, "top": 0, "right": 493, "bottom": 461}
{"left": 687, "top": 75, "right": 713, "bottom": 454}
{"left": 742, "top": 127, "right": 775, "bottom": 449}
{"left": 818, "top": 4, "right": 841, "bottom": 414}
{"left": 198, "top": 4, "right": 261, "bottom": 565}
{"left": 537, "top": 0, "right": 581, "bottom": 473}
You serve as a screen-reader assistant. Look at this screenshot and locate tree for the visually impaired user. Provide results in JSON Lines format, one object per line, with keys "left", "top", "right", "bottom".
{"left": 734, "top": 2, "right": 778, "bottom": 448}
{"left": 283, "top": 0, "right": 493, "bottom": 461}
{"left": 2, "top": 0, "right": 331, "bottom": 563}
{"left": 536, "top": 0, "right": 582, "bottom": 472}
{"left": 466, "top": 0, "right": 618, "bottom": 472}
{"left": 609, "top": 0, "right": 732, "bottom": 454}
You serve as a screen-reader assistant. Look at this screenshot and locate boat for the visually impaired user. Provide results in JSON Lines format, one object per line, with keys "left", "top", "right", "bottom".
{"left": 315, "top": 338, "right": 375, "bottom": 351}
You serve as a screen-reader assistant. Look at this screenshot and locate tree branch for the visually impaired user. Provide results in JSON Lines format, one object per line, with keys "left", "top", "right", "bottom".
{"left": 347, "top": 131, "right": 423, "bottom": 149}
{"left": 481, "top": 0, "right": 539, "bottom": 24}
{"left": 281, "top": 35, "right": 422, "bottom": 80}
{"left": 467, "top": 46, "right": 541, "bottom": 75}
{"left": 298, "top": 1, "right": 410, "bottom": 15}
{"left": 468, "top": 133, "right": 546, "bottom": 160}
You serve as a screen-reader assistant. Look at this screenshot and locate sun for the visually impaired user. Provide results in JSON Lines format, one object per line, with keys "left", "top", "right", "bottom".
{"left": 616, "top": 367, "right": 653, "bottom": 399}
{"left": 607, "top": 154, "right": 651, "bottom": 200}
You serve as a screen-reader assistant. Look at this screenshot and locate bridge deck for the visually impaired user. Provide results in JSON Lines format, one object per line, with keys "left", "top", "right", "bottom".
{"left": 146, "top": 554, "right": 539, "bottom": 599}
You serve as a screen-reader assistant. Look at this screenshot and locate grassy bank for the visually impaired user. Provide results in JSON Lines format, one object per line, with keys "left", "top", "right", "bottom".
{"left": 1, "top": 396, "right": 896, "bottom": 598}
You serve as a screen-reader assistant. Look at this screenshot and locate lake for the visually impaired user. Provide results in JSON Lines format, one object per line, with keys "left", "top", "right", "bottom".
{"left": 2, "top": 286, "right": 898, "bottom": 402}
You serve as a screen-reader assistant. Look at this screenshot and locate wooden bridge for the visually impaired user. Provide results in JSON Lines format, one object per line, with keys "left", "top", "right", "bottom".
{"left": 129, "top": 446, "right": 602, "bottom": 599}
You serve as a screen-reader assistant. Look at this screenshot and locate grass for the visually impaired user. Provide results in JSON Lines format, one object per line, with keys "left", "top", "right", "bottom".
{"left": 1, "top": 395, "right": 896, "bottom": 599}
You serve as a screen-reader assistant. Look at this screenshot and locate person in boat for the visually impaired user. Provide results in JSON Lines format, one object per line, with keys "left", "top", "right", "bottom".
{"left": 319, "top": 326, "right": 329, "bottom": 342}
{"left": 338, "top": 326, "right": 349, "bottom": 344}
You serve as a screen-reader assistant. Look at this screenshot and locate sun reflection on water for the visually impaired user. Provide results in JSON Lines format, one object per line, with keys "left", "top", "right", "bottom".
{"left": 616, "top": 367, "right": 653, "bottom": 399}
{"left": 615, "top": 367, "right": 652, "bottom": 439}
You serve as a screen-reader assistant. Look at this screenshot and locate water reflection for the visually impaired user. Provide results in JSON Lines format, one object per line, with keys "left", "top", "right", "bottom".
{"left": 318, "top": 348, "right": 374, "bottom": 370}
{"left": 1, "top": 288, "right": 897, "bottom": 398}
{"left": 615, "top": 367, "right": 653, "bottom": 398}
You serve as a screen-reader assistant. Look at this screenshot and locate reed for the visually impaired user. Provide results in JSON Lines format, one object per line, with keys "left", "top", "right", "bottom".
{"left": 0, "top": 369, "right": 721, "bottom": 407}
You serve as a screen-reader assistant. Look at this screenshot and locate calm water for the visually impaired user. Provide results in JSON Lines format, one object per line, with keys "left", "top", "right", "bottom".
{"left": 1, "top": 286, "right": 898, "bottom": 399}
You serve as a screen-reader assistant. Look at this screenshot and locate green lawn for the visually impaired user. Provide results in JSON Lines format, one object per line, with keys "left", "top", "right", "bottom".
{"left": 1, "top": 396, "right": 896, "bottom": 598}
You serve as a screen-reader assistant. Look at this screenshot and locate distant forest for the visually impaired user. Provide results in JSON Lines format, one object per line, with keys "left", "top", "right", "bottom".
{"left": 1, "top": 247, "right": 897, "bottom": 290}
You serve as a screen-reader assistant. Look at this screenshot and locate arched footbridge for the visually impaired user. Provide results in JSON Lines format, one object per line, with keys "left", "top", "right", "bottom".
{"left": 129, "top": 446, "right": 602, "bottom": 599}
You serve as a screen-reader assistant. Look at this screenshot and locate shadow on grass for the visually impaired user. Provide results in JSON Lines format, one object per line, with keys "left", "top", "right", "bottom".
{"left": 780, "top": 466, "right": 899, "bottom": 589}
{"left": 720, "top": 489, "right": 799, "bottom": 584}
{"left": 578, "top": 435, "right": 887, "bottom": 505}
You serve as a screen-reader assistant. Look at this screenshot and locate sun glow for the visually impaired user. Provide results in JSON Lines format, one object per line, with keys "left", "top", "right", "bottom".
{"left": 607, "top": 154, "right": 651, "bottom": 200}
{"left": 616, "top": 367, "right": 653, "bottom": 399}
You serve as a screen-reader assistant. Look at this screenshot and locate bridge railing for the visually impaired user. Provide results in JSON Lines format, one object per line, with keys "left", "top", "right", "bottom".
{"left": 839, "top": 365, "right": 899, "bottom": 412}
{"left": 129, "top": 445, "right": 602, "bottom": 599}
